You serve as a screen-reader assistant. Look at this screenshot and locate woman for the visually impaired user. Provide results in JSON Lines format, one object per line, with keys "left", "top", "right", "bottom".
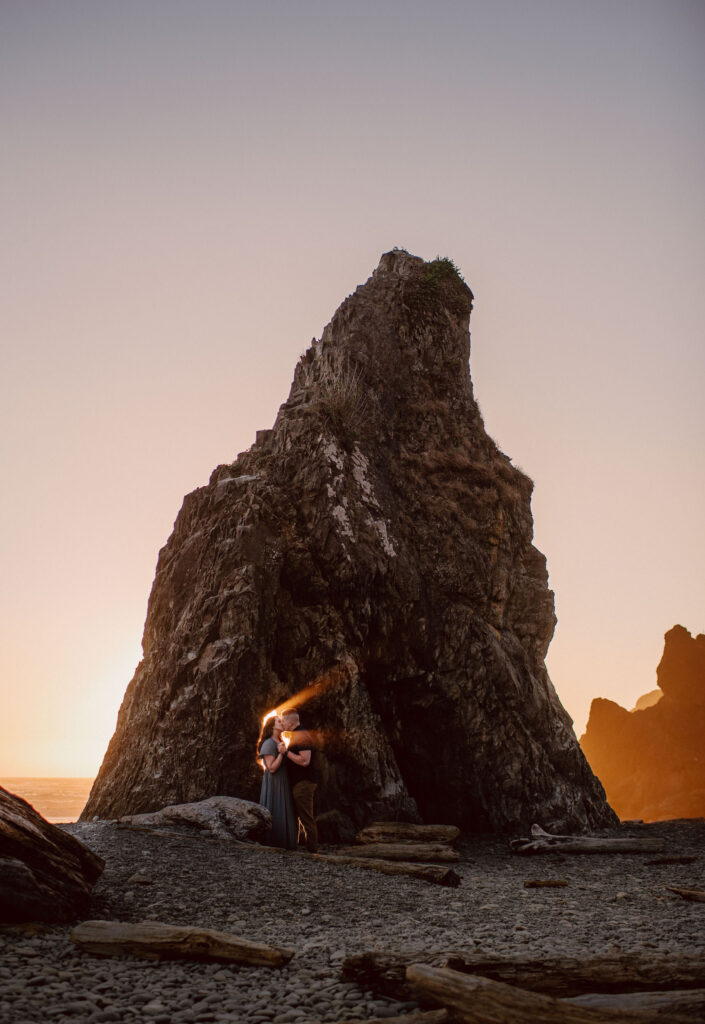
{"left": 257, "top": 714, "right": 298, "bottom": 849}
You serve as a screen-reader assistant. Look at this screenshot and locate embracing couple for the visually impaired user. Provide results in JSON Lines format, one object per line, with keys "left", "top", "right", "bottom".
{"left": 257, "top": 708, "right": 318, "bottom": 853}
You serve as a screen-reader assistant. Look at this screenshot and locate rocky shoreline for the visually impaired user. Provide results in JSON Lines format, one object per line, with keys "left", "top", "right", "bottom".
{"left": 1, "top": 820, "right": 703, "bottom": 1024}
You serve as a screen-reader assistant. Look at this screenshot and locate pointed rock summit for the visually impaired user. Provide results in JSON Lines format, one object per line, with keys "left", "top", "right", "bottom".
{"left": 83, "top": 251, "right": 614, "bottom": 832}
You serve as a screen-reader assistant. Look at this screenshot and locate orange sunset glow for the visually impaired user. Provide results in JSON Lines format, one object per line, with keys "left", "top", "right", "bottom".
{"left": 1, "top": 1, "right": 703, "bottom": 780}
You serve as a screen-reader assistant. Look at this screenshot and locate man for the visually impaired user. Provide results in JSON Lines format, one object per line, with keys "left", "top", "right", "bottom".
{"left": 280, "top": 708, "right": 318, "bottom": 853}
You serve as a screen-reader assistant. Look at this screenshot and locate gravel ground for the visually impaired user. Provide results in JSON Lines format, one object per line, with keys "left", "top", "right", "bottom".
{"left": 0, "top": 820, "right": 703, "bottom": 1023}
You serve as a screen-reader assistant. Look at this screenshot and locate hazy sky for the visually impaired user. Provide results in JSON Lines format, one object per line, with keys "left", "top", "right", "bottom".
{"left": 2, "top": 1, "right": 703, "bottom": 776}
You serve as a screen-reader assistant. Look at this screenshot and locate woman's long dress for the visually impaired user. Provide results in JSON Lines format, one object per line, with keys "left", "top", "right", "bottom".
{"left": 258, "top": 738, "right": 298, "bottom": 849}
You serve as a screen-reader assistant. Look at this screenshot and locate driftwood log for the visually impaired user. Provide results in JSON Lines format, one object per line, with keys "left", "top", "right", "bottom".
{"left": 342, "top": 950, "right": 705, "bottom": 1001}
{"left": 511, "top": 824, "right": 666, "bottom": 856}
{"left": 70, "top": 920, "right": 295, "bottom": 966}
{"left": 336, "top": 843, "right": 459, "bottom": 864}
{"left": 569, "top": 988, "right": 705, "bottom": 1016}
{"left": 666, "top": 886, "right": 705, "bottom": 903}
{"left": 355, "top": 823, "right": 460, "bottom": 845}
{"left": 405, "top": 964, "right": 690, "bottom": 1024}
{"left": 310, "top": 853, "right": 460, "bottom": 887}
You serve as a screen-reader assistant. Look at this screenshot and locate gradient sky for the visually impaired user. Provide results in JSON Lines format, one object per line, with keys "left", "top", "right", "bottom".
{"left": 2, "top": 1, "right": 703, "bottom": 776}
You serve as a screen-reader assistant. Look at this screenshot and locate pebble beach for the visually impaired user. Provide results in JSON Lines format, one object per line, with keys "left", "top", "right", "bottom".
{"left": 1, "top": 820, "right": 703, "bottom": 1024}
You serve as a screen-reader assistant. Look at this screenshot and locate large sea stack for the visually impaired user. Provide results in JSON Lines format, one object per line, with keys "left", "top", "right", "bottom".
{"left": 83, "top": 251, "right": 615, "bottom": 832}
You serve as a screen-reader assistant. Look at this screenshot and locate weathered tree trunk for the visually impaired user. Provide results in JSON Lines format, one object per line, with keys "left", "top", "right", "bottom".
{"left": 405, "top": 964, "right": 689, "bottom": 1024}
{"left": 342, "top": 950, "right": 705, "bottom": 1002}
{"left": 70, "top": 920, "right": 294, "bottom": 966}
{"left": 311, "top": 852, "right": 460, "bottom": 887}
{"left": 666, "top": 886, "right": 705, "bottom": 903}
{"left": 355, "top": 824, "right": 460, "bottom": 845}
{"left": 336, "top": 843, "right": 459, "bottom": 863}
{"left": 511, "top": 824, "right": 665, "bottom": 855}
{"left": 569, "top": 989, "right": 705, "bottom": 1016}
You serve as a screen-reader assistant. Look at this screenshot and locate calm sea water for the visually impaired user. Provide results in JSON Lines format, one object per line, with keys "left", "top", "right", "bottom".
{"left": 0, "top": 777, "right": 94, "bottom": 823}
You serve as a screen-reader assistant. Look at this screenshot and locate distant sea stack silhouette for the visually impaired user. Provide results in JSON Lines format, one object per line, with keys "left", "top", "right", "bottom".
{"left": 581, "top": 625, "right": 705, "bottom": 821}
{"left": 82, "top": 251, "right": 615, "bottom": 832}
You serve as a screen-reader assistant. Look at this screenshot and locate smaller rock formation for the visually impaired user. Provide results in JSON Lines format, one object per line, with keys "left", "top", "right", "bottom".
{"left": 580, "top": 626, "right": 705, "bottom": 821}
{"left": 118, "top": 796, "right": 271, "bottom": 841}
{"left": 632, "top": 690, "right": 662, "bottom": 712}
{"left": 0, "top": 785, "right": 104, "bottom": 923}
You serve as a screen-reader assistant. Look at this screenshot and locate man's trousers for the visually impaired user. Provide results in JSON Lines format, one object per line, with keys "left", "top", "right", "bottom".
{"left": 292, "top": 780, "right": 318, "bottom": 852}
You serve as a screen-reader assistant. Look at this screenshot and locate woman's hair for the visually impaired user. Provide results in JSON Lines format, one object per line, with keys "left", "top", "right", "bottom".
{"left": 256, "top": 716, "right": 277, "bottom": 759}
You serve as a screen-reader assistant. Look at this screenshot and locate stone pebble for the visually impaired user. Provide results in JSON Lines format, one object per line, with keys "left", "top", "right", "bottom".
{"left": 0, "top": 819, "right": 703, "bottom": 1023}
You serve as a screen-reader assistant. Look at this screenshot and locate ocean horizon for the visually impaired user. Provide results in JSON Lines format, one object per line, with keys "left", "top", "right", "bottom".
{"left": 1, "top": 777, "right": 94, "bottom": 823}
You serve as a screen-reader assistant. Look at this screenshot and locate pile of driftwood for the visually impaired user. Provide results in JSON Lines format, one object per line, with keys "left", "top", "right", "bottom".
{"left": 309, "top": 822, "right": 462, "bottom": 888}
{"left": 342, "top": 949, "right": 705, "bottom": 1023}
{"left": 229, "top": 820, "right": 462, "bottom": 887}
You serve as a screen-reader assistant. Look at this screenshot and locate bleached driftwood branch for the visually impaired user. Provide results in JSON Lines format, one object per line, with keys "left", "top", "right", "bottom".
{"left": 510, "top": 824, "right": 665, "bottom": 855}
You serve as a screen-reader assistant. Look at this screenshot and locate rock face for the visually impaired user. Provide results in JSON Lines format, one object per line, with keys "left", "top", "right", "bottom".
{"left": 82, "top": 250, "right": 615, "bottom": 833}
{"left": 581, "top": 625, "right": 705, "bottom": 821}
{"left": 1, "top": 785, "right": 104, "bottom": 922}
{"left": 117, "top": 796, "right": 271, "bottom": 840}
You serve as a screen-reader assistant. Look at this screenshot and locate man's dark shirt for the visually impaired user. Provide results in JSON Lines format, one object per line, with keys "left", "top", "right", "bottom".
{"left": 286, "top": 728, "right": 318, "bottom": 787}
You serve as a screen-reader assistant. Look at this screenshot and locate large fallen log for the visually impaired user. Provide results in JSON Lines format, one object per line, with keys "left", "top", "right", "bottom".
{"left": 405, "top": 964, "right": 690, "bottom": 1023}
{"left": 569, "top": 988, "right": 705, "bottom": 1016}
{"left": 342, "top": 950, "right": 705, "bottom": 1001}
{"left": 310, "top": 852, "right": 460, "bottom": 887}
{"left": 511, "top": 824, "right": 665, "bottom": 855}
{"left": 336, "top": 843, "right": 459, "bottom": 863}
{"left": 355, "top": 823, "right": 460, "bottom": 845}
{"left": 666, "top": 886, "right": 705, "bottom": 903}
{"left": 71, "top": 920, "right": 295, "bottom": 966}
